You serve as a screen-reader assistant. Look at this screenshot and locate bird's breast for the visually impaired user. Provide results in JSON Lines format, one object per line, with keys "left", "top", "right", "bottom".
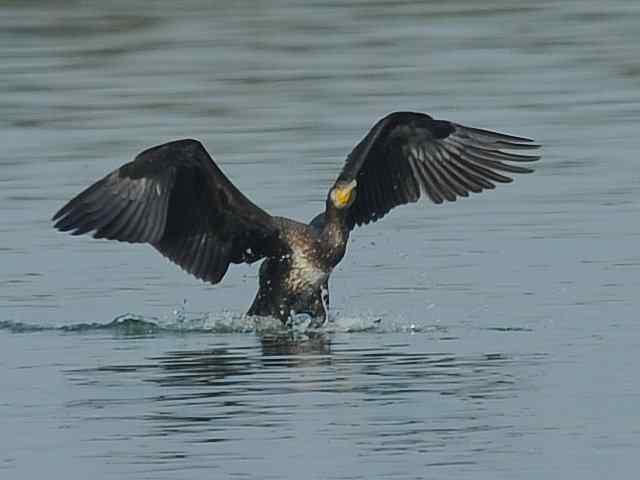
{"left": 286, "top": 248, "right": 329, "bottom": 292}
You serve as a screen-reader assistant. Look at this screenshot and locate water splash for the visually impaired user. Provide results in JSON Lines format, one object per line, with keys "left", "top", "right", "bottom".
{"left": 0, "top": 305, "right": 440, "bottom": 336}
{"left": 0, "top": 313, "right": 254, "bottom": 335}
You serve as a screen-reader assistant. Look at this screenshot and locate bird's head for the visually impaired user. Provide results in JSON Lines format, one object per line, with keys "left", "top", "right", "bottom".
{"left": 329, "top": 180, "right": 357, "bottom": 209}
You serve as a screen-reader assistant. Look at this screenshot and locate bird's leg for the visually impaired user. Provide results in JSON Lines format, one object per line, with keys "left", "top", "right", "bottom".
{"left": 305, "top": 281, "right": 330, "bottom": 330}
{"left": 319, "top": 281, "right": 330, "bottom": 325}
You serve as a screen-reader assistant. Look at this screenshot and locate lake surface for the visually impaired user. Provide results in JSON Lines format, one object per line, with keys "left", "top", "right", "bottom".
{"left": 2, "top": 0, "right": 639, "bottom": 478}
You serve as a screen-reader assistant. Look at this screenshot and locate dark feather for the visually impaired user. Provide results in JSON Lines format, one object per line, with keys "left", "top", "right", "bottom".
{"left": 334, "top": 112, "right": 540, "bottom": 228}
{"left": 53, "top": 139, "right": 282, "bottom": 284}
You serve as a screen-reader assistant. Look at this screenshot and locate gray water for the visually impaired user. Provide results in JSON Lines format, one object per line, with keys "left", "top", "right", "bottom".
{"left": 2, "top": 0, "right": 639, "bottom": 478}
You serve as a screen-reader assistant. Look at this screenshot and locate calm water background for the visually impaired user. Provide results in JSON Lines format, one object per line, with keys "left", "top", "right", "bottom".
{"left": 1, "top": 0, "right": 639, "bottom": 478}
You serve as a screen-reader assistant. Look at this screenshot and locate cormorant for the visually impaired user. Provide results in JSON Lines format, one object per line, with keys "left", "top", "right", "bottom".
{"left": 52, "top": 111, "right": 540, "bottom": 325}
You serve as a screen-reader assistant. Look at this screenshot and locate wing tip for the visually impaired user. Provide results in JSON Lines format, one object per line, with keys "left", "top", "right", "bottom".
{"left": 51, "top": 209, "right": 64, "bottom": 222}
{"left": 457, "top": 124, "right": 542, "bottom": 151}
{"left": 497, "top": 141, "right": 541, "bottom": 152}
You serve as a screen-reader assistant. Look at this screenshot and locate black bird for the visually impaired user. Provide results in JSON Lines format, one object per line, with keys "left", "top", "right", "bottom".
{"left": 53, "top": 112, "right": 540, "bottom": 325}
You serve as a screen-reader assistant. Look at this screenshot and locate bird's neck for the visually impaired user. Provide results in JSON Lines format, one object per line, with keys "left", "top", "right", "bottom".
{"left": 320, "top": 205, "right": 350, "bottom": 265}
{"left": 323, "top": 202, "right": 350, "bottom": 232}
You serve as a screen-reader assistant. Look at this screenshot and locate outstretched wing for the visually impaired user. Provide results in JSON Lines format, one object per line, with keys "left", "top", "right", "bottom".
{"left": 334, "top": 111, "right": 541, "bottom": 228}
{"left": 53, "top": 139, "right": 283, "bottom": 284}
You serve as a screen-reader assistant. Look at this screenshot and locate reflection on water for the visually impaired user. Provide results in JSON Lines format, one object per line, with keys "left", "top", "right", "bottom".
{"left": 59, "top": 334, "right": 545, "bottom": 476}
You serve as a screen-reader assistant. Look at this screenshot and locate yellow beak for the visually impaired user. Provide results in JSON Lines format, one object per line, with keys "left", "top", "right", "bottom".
{"left": 336, "top": 180, "right": 357, "bottom": 207}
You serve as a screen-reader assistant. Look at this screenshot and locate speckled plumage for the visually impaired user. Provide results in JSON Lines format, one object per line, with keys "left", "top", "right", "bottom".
{"left": 248, "top": 214, "right": 349, "bottom": 323}
{"left": 53, "top": 112, "right": 540, "bottom": 326}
